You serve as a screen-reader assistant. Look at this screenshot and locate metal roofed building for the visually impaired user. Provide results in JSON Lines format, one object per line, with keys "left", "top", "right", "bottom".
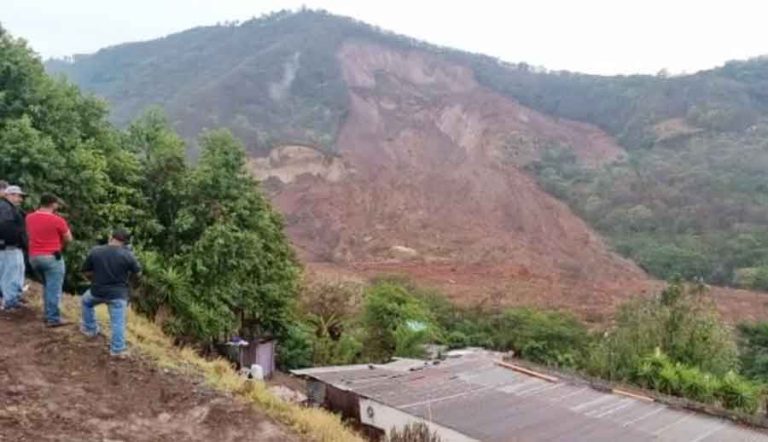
{"left": 292, "top": 350, "right": 768, "bottom": 441}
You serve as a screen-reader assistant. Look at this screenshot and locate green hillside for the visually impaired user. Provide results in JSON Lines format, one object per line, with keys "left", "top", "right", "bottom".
{"left": 46, "top": 10, "right": 768, "bottom": 288}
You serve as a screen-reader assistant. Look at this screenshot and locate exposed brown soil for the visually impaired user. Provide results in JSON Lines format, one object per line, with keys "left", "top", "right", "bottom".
{"left": 253, "top": 41, "right": 768, "bottom": 324}
{"left": 0, "top": 294, "right": 297, "bottom": 442}
{"left": 253, "top": 42, "right": 645, "bottom": 318}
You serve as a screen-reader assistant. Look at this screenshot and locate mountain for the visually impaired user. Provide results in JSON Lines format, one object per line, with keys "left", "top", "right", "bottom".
{"left": 46, "top": 10, "right": 768, "bottom": 320}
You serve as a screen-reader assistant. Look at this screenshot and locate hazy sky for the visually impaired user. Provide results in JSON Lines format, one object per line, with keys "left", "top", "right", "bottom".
{"left": 4, "top": 0, "right": 768, "bottom": 75}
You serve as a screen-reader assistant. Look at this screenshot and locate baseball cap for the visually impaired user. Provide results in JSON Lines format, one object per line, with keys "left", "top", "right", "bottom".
{"left": 111, "top": 228, "right": 132, "bottom": 244}
{"left": 5, "top": 185, "right": 26, "bottom": 196}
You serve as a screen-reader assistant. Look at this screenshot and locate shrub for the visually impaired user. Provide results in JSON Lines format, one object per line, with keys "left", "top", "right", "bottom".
{"left": 677, "top": 365, "right": 719, "bottom": 404}
{"left": 277, "top": 323, "right": 314, "bottom": 369}
{"left": 312, "top": 334, "right": 364, "bottom": 366}
{"left": 587, "top": 281, "right": 738, "bottom": 379}
{"left": 633, "top": 349, "right": 761, "bottom": 412}
{"left": 387, "top": 422, "right": 442, "bottom": 442}
{"left": 716, "top": 371, "right": 762, "bottom": 414}
{"left": 361, "top": 282, "right": 438, "bottom": 362}
{"left": 489, "top": 308, "right": 590, "bottom": 367}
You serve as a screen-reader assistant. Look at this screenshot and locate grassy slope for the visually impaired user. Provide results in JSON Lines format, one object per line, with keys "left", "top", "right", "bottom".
{"left": 56, "top": 295, "right": 362, "bottom": 442}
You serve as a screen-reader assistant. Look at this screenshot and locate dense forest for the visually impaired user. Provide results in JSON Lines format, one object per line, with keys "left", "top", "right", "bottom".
{"left": 47, "top": 10, "right": 768, "bottom": 289}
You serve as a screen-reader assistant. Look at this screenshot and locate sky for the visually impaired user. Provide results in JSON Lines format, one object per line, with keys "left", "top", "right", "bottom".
{"left": 4, "top": 0, "right": 768, "bottom": 75}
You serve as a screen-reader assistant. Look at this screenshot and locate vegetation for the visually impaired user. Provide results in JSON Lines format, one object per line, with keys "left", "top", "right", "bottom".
{"left": 48, "top": 10, "right": 768, "bottom": 290}
{"left": 286, "top": 276, "right": 767, "bottom": 415}
{"left": 738, "top": 322, "right": 768, "bottom": 383}
{"left": 0, "top": 27, "right": 299, "bottom": 347}
{"left": 585, "top": 281, "right": 738, "bottom": 380}
{"left": 15, "top": 6, "right": 768, "bottom": 422}
{"left": 387, "top": 422, "right": 442, "bottom": 442}
{"left": 632, "top": 350, "right": 761, "bottom": 414}
{"left": 55, "top": 296, "right": 362, "bottom": 442}
{"left": 528, "top": 131, "right": 768, "bottom": 287}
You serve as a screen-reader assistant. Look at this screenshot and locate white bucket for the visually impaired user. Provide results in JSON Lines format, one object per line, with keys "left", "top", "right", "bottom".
{"left": 250, "top": 364, "right": 264, "bottom": 381}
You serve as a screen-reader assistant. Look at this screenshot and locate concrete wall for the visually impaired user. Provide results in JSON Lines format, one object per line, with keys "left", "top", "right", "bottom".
{"left": 359, "top": 398, "right": 478, "bottom": 442}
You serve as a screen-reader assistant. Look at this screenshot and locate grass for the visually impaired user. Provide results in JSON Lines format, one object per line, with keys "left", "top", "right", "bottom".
{"left": 57, "top": 294, "right": 363, "bottom": 442}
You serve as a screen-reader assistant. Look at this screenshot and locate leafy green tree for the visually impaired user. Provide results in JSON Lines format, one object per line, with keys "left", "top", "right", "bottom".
{"left": 1, "top": 27, "right": 301, "bottom": 350}
{"left": 587, "top": 281, "right": 738, "bottom": 380}
{"left": 361, "top": 281, "right": 436, "bottom": 361}
{"left": 737, "top": 322, "right": 768, "bottom": 382}
{"left": 489, "top": 308, "right": 590, "bottom": 367}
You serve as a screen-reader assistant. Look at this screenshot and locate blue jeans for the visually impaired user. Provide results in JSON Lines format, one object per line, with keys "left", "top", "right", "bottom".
{"left": 30, "top": 255, "right": 65, "bottom": 324}
{"left": 0, "top": 248, "right": 24, "bottom": 309}
{"left": 81, "top": 290, "right": 127, "bottom": 353}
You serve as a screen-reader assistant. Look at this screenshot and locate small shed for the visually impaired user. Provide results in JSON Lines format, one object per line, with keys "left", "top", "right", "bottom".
{"left": 224, "top": 338, "right": 277, "bottom": 379}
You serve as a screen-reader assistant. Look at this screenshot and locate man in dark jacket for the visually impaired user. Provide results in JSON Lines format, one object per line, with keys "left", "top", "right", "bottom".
{"left": 0, "top": 185, "right": 27, "bottom": 311}
{"left": 80, "top": 228, "right": 141, "bottom": 357}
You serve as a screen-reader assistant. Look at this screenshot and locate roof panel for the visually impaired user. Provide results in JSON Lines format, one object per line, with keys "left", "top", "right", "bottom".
{"left": 297, "top": 353, "right": 768, "bottom": 441}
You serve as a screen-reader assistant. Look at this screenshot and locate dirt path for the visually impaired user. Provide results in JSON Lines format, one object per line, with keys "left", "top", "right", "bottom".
{"left": 0, "top": 301, "right": 298, "bottom": 442}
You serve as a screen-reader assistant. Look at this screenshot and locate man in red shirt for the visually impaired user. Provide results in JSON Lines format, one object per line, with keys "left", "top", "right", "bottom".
{"left": 26, "top": 194, "right": 73, "bottom": 326}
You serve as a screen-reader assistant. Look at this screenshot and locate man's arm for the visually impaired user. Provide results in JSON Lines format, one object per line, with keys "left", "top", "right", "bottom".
{"left": 59, "top": 218, "right": 73, "bottom": 244}
{"left": 81, "top": 251, "right": 94, "bottom": 280}
{"left": 129, "top": 254, "right": 141, "bottom": 275}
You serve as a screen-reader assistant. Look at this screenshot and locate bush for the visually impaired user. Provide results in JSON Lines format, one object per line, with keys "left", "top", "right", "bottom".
{"left": 716, "top": 371, "right": 762, "bottom": 414}
{"left": 277, "top": 323, "right": 314, "bottom": 369}
{"left": 387, "top": 422, "right": 442, "bottom": 442}
{"left": 488, "top": 308, "right": 590, "bottom": 367}
{"left": 633, "top": 349, "right": 761, "bottom": 413}
{"left": 361, "top": 282, "right": 437, "bottom": 362}
{"left": 738, "top": 322, "right": 768, "bottom": 382}
{"left": 587, "top": 281, "right": 738, "bottom": 380}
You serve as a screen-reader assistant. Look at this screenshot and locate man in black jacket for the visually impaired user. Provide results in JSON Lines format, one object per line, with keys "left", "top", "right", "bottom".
{"left": 0, "top": 185, "right": 27, "bottom": 311}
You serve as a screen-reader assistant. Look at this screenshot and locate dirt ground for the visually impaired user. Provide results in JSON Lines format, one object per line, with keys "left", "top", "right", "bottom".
{"left": 0, "top": 301, "right": 298, "bottom": 442}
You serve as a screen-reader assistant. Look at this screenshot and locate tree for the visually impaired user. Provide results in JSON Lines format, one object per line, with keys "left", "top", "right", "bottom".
{"left": 361, "top": 282, "right": 436, "bottom": 362}
{"left": 587, "top": 281, "right": 738, "bottom": 380}
{"left": 134, "top": 130, "right": 301, "bottom": 342}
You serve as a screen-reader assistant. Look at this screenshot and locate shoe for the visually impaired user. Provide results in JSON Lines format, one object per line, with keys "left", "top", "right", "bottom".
{"left": 46, "top": 320, "right": 71, "bottom": 328}
{"left": 109, "top": 350, "right": 130, "bottom": 359}
{"left": 80, "top": 325, "right": 101, "bottom": 338}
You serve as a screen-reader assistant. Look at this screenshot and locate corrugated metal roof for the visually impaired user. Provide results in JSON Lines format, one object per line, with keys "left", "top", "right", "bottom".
{"left": 294, "top": 352, "right": 768, "bottom": 441}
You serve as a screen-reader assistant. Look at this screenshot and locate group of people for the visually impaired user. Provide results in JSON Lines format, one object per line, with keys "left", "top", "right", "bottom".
{"left": 0, "top": 180, "right": 141, "bottom": 357}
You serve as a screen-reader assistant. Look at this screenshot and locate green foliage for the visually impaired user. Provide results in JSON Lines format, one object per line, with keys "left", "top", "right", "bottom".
{"left": 134, "top": 130, "right": 300, "bottom": 342}
{"left": 633, "top": 349, "right": 762, "bottom": 413}
{"left": 485, "top": 308, "right": 589, "bottom": 367}
{"left": 296, "top": 278, "right": 365, "bottom": 367}
{"left": 587, "top": 282, "right": 738, "bottom": 380}
{"left": 529, "top": 125, "right": 768, "bottom": 287}
{"left": 277, "top": 323, "right": 314, "bottom": 369}
{"left": 1, "top": 27, "right": 300, "bottom": 349}
{"left": 716, "top": 371, "right": 762, "bottom": 414}
{"left": 738, "top": 322, "right": 768, "bottom": 382}
{"left": 409, "top": 283, "right": 589, "bottom": 367}
{"left": 361, "top": 281, "right": 436, "bottom": 361}
{"left": 49, "top": 10, "right": 768, "bottom": 292}
{"left": 387, "top": 422, "right": 442, "bottom": 442}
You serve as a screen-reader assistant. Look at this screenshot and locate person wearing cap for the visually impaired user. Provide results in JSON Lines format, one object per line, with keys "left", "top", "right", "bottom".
{"left": 80, "top": 228, "right": 141, "bottom": 357}
{"left": 26, "top": 194, "right": 73, "bottom": 326}
{"left": 0, "top": 185, "right": 27, "bottom": 311}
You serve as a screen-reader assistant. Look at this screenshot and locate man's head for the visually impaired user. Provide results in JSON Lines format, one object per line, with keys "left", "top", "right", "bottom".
{"left": 39, "top": 193, "right": 64, "bottom": 211}
{"left": 0, "top": 180, "right": 7, "bottom": 198}
{"left": 108, "top": 228, "right": 131, "bottom": 246}
{"left": 3, "top": 185, "right": 26, "bottom": 207}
